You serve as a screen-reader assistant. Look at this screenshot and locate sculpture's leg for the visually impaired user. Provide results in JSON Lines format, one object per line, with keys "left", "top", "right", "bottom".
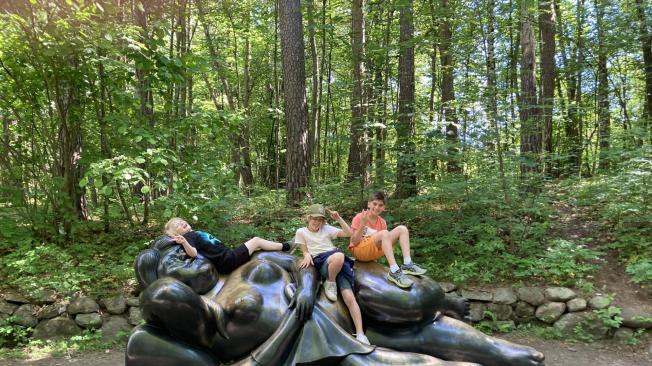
{"left": 341, "top": 347, "right": 481, "bottom": 366}
{"left": 140, "top": 277, "right": 224, "bottom": 350}
{"left": 126, "top": 325, "right": 219, "bottom": 366}
{"left": 367, "top": 316, "right": 544, "bottom": 366}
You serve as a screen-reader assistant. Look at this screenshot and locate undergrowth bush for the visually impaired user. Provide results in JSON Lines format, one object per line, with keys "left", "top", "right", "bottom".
{"left": 573, "top": 147, "right": 652, "bottom": 286}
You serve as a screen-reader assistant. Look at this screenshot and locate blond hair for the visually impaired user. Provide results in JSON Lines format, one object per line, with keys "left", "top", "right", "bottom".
{"left": 165, "top": 217, "right": 185, "bottom": 236}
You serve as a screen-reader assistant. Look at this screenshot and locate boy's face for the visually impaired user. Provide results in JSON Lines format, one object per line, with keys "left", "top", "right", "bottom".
{"left": 307, "top": 216, "right": 325, "bottom": 232}
{"left": 367, "top": 199, "right": 386, "bottom": 216}
{"left": 175, "top": 220, "right": 192, "bottom": 235}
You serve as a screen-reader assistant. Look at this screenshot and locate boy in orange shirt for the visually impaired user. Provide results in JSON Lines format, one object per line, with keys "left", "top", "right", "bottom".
{"left": 349, "top": 191, "right": 426, "bottom": 288}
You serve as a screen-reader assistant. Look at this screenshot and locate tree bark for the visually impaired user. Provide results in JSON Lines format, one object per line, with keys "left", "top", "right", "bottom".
{"left": 596, "top": 0, "right": 610, "bottom": 170}
{"left": 635, "top": 0, "right": 652, "bottom": 141}
{"left": 519, "top": 0, "right": 542, "bottom": 176}
{"left": 395, "top": 0, "right": 417, "bottom": 198}
{"left": 539, "top": 0, "right": 555, "bottom": 157}
{"left": 279, "top": 0, "right": 310, "bottom": 205}
{"left": 439, "top": 0, "right": 460, "bottom": 173}
{"left": 348, "top": 0, "right": 368, "bottom": 185}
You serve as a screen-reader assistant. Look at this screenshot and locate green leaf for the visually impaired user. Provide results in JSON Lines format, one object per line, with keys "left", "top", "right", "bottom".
{"left": 79, "top": 177, "right": 88, "bottom": 188}
{"left": 140, "top": 186, "right": 151, "bottom": 194}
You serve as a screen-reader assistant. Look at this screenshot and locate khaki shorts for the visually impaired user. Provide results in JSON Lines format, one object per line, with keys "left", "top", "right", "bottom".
{"left": 351, "top": 236, "right": 384, "bottom": 262}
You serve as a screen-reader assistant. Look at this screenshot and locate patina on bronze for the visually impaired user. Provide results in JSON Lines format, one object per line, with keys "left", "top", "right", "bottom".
{"left": 126, "top": 236, "right": 545, "bottom": 366}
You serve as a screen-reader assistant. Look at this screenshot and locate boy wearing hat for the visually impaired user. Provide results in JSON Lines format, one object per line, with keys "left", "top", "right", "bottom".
{"left": 294, "top": 204, "right": 370, "bottom": 345}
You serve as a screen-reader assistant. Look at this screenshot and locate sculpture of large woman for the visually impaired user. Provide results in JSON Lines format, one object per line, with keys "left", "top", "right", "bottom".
{"left": 126, "top": 236, "right": 545, "bottom": 366}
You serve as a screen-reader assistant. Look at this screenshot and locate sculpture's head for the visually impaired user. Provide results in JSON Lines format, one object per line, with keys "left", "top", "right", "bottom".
{"left": 134, "top": 235, "right": 219, "bottom": 294}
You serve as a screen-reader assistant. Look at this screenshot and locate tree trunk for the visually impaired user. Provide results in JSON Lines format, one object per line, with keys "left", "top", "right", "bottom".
{"left": 395, "top": 0, "right": 417, "bottom": 198}
{"left": 279, "top": 0, "right": 310, "bottom": 205}
{"left": 134, "top": 0, "right": 154, "bottom": 224}
{"left": 348, "top": 0, "right": 368, "bottom": 185}
{"left": 539, "top": 0, "right": 555, "bottom": 158}
{"left": 635, "top": 0, "right": 652, "bottom": 141}
{"left": 519, "top": 0, "right": 542, "bottom": 176}
{"left": 307, "top": 0, "right": 321, "bottom": 170}
{"left": 596, "top": 0, "right": 610, "bottom": 171}
{"left": 486, "top": 0, "right": 509, "bottom": 204}
{"left": 439, "top": 0, "right": 460, "bottom": 173}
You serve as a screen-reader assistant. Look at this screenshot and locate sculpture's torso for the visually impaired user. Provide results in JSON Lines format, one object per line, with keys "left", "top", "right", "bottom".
{"left": 211, "top": 258, "right": 291, "bottom": 360}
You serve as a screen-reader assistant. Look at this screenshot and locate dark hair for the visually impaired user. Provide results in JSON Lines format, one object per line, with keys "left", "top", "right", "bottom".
{"left": 368, "top": 191, "right": 386, "bottom": 203}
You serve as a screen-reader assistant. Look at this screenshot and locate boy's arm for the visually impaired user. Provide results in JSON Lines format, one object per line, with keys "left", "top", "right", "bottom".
{"left": 326, "top": 208, "right": 352, "bottom": 237}
{"left": 298, "top": 243, "right": 313, "bottom": 268}
{"left": 172, "top": 235, "right": 198, "bottom": 257}
{"left": 349, "top": 212, "right": 367, "bottom": 246}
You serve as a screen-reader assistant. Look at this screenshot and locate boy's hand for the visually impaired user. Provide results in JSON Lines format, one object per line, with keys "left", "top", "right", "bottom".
{"left": 359, "top": 210, "right": 370, "bottom": 226}
{"left": 172, "top": 235, "right": 189, "bottom": 246}
{"left": 325, "top": 208, "right": 340, "bottom": 221}
{"left": 298, "top": 252, "right": 314, "bottom": 268}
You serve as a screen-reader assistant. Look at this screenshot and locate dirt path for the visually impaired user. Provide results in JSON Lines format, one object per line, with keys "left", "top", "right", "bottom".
{"left": 503, "top": 332, "right": 652, "bottom": 366}
{"left": 551, "top": 200, "right": 652, "bottom": 312}
{"left": 2, "top": 339, "right": 651, "bottom": 366}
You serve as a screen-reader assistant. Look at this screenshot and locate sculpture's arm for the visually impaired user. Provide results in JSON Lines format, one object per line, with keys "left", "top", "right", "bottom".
{"left": 135, "top": 236, "right": 219, "bottom": 294}
{"left": 252, "top": 251, "right": 319, "bottom": 320}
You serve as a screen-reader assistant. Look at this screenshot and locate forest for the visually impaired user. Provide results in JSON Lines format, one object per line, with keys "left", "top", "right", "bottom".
{"left": 0, "top": 0, "right": 651, "bottom": 339}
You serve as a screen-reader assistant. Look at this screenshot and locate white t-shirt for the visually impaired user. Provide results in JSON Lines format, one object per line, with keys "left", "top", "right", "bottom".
{"left": 294, "top": 224, "right": 341, "bottom": 256}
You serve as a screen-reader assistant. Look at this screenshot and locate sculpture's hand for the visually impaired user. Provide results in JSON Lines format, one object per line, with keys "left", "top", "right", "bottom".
{"left": 292, "top": 285, "right": 315, "bottom": 321}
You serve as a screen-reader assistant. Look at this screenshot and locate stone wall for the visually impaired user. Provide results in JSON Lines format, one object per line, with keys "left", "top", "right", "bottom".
{"left": 442, "top": 283, "right": 652, "bottom": 341}
{"left": 0, "top": 289, "right": 142, "bottom": 341}
{"left": 2, "top": 284, "right": 651, "bottom": 343}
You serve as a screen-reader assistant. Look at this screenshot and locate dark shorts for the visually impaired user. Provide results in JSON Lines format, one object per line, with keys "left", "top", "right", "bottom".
{"left": 219, "top": 243, "right": 251, "bottom": 274}
{"left": 317, "top": 253, "right": 353, "bottom": 291}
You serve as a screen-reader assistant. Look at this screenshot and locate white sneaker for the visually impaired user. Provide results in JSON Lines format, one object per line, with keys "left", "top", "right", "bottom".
{"left": 355, "top": 333, "right": 370, "bottom": 345}
{"left": 323, "top": 281, "right": 337, "bottom": 302}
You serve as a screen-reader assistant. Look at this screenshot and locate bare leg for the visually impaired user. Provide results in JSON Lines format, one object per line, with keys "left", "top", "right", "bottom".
{"left": 389, "top": 225, "right": 411, "bottom": 262}
{"left": 341, "top": 288, "right": 364, "bottom": 336}
{"left": 243, "top": 237, "right": 283, "bottom": 255}
{"left": 327, "top": 252, "right": 345, "bottom": 281}
{"left": 371, "top": 230, "right": 398, "bottom": 268}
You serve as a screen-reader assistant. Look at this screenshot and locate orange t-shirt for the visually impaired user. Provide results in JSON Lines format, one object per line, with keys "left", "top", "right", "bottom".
{"left": 348, "top": 212, "right": 387, "bottom": 249}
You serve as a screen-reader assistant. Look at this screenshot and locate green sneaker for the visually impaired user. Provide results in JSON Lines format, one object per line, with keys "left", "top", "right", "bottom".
{"left": 386, "top": 269, "right": 413, "bottom": 289}
{"left": 401, "top": 262, "right": 427, "bottom": 276}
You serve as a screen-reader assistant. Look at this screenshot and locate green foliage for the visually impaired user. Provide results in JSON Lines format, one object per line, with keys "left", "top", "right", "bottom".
{"left": 0, "top": 327, "right": 124, "bottom": 358}
{"left": 474, "top": 311, "right": 515, "bottom": 334}
{"left": 574, "top": 148, "right": 652, "bottom": 285}
{"left": 0, "top": 317, "right": 31, "bottom": 348}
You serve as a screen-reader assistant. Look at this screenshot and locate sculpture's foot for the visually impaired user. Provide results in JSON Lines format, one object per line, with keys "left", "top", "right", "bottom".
{"left": 442, "top": 295, "right": 471, "bottom": 322}
{"left": 491, "top": 338, "right": 545, "bottom": 366}
{"left": 341, "top": 347, "right": 481, "bottom": 366}
{"left": 126, "top": 325, "right": 220, "bottom": 366}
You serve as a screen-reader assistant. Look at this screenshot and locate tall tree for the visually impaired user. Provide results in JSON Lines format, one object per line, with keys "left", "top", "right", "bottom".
{"left": 519, "top": 0, "right": 542, "bottom": 175}
{"left": 439, "top": 0, "right": 461, "bottom": 173}
{"left": 307, "top": 0, "right": 321, "bottom": 169}
{"left": 395, "top": 0, "right": 417, "bottom": 197}
{"left": 634, "top": 0, "right": 652, "bottom": 140}
{"left": 539, "top": 0, "right": 556, "bottom": 158}
{"left": 348, "top": 0, "right": 368, "bottom": 185}
{"left": 279, "top": 0, "right": 310, "bottom": 204}
{"left": 595, "top": 0, "right": 610, "bottom": 170}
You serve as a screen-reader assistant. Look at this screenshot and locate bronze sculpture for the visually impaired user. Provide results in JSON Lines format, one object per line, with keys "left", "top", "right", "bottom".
{"left": 126, "top": 236, "right": 545, "bottom": 366}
